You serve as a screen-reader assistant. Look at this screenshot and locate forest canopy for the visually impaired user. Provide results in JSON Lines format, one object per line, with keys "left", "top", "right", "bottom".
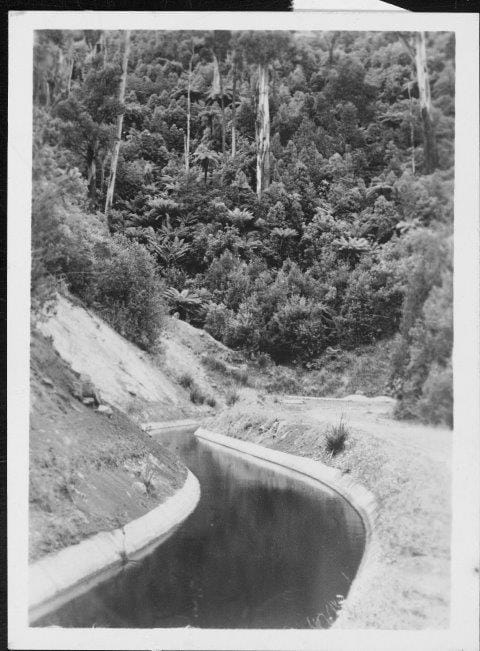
{"left": 31, "top": 29, "right": 454, "bottom": 426}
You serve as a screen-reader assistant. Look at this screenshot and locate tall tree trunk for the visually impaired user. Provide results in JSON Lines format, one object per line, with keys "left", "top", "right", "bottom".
{"left": 100, "top": 156, "right": 106, "bottom": 194}
{"left": 44, "top": 77, "right": 51, "bottom": 107}
{"left": 87, "top": 140, "right": 98, "bottom": 201}
{"left": 231, "top": 58, "right": 237, "bottom": 158}
{"left": 328, "top": 32, "right": 339, "bottom": 66}
{"left": 414, "top": 32, "right": 438, "bottom": 174}
{"left": 255, "top": 63, "right": 270, "bottom": 198}
{"left": 213, "top": 53, "right": 226, "bottom": 158}
{"left": 407, "top": 82, "right": 416, "bottom": 175}
{"left": 271, "top": 66, "right": 277, "bottom": 104}
{"left": 219, "top": 85, "right": 226, "bottom": 159}
{"left": 185, "top": 55, "right": 192, "bottom": 173}
{"left": 95, "top": 32, "right": 106, "bottom": 63}
{"left": 104, "top": 30, "right": 130, "bottom": 217}
{"left": 212, "top": 51, "right": 221, "bottom": 95}
{"left": 67, "top": 58, "right": 74, "bottom": 96}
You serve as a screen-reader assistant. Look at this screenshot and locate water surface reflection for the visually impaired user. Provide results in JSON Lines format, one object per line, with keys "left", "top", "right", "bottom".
{"left": 37, "top": 430, "right": 364, "bottom": 628}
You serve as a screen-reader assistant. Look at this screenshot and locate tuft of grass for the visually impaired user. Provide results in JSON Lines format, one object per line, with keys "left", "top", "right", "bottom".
{"left": 202, "top": 355, "right": 228, "bottom": 373}
{"left": 202, "top": 354, "right": 251, "bottom": 386}
{"left": 189, "top": 384, "right": 206, "bottom": 405}
{"left": 255, "top": 352, "right": 271, "bottom": 369}
{"left": 137, "top": 457, "right": 159, "bottom": 496}
{"left": 225, "top": 389, "right": 240, "bottom": 406}
{"left": 178, "top": 372, "right": 194, "bottom": 389}
{"left": 229, "top": 366, "right": 249, "bottom": 386}
{"left": 178, "top": 369, "right": 217, "bottom": 408}
{"left": 325, "top": 417, "right": 349, "bottom": 456}
{"left": 265, "top": 367, "right": 302, "bottom": 395}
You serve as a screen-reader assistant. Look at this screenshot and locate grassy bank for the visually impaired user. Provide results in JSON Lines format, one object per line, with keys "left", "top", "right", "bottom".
{"left": 209, "top": 398, "right": 451, "bottom": 629}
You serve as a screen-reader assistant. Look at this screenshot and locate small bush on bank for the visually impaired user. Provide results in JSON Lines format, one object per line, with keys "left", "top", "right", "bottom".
{"left": 255, "top": 352, "right": 272, "bottom": 369}
{"left": 202, "top": 354, "right": 251, "bottom": 386}
{"left": 301, "top": 342, "right": 394, "bottom": 398}
{"left": 31, "top": 172, "right": 167, "bottom": 352}
{"left": 391, "top": 252, "right": 453, "bottom": 427}
{"left": 189, "top": 384, "right": 207, "bottom": 405}
{"left": 179, "top": 373, "right": 214, "bottom": 407}
{"left": 91, "top": 235, "right": 167, "bottom": 352}
{"left": 415, "top": 363, "right": 453, "bottom": 427}
{"left": 204, "top": 302, "right": 235, "bottom": 343}
{"left": 201, "top": 355, "right": 228, "bottom": 373}
{"left": 264, "top": 366, "right": 302, "bottom": 395}
{"left": 226, "top": 389, "right": 240, "bottom": 406}
{"left": 178, "top": 372, "right": 194, "bottom": 389}
{"left": 325, "top": 418, "right": 349, "bottom": 455}
{"left": 229, "top": 366, "right": 250, "bottom": 386}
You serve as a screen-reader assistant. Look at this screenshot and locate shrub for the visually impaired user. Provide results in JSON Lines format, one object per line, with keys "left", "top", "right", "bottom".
{"left": 265, "top": 295, "right": 333, "bottom": 363}
{"left": 325, "top": 418, "right": 349, "bottom": 456}
{"left": 201, "top": 355, "right": 228, "bottom": 374}
{"left": 91, "top": 235, "right": 167, "bottom": 352}
{"left": 225, "top": 389, "right": 240, "bottom": 406}
{"left": 163, "top": 287, "right": 207, "bottom": 326}
{"left": 30, "top": 154, "right": 89, "bottom": 318}
{"left": 391, "top": 239, "right": 452, "bottom": 426}
{"left": 229, "top": 366, "right": 250, "bottom": 386}
{"left": 338, "top": 249, "right": 404, "bottom": 346}
{"left": 264, "top": 367, "right": 302, "bottom": 395}
{"left": 206, "top": 396, "right": 217, "bottom": 408}
{"left": 211, "top": 262, "right": 337, "bottom": 363}
{"left": 189, "top": 384, "right": 207, "bottom": 405}
{"left": 31, "top": 171, "right": 167, "bottom": 352}
{"left": 202, "top": 355, "right": 250, "bottom": 386}
{"left": 178, "top": 372, "right": 194, "bottom": 389}
{"left": 204, "top": 252, "right": 252, "bottom": 310}
{"left": 255, "top": 352, "right": 272, "bottom": 369}
{"left": 204, "top": 302, "right": 236, "bottom": 343}
{"left": 416, "top": 362, "right": 453, "bottom": 427}
{"left": 302, "top": 368, "right": 344, "bottom": 397}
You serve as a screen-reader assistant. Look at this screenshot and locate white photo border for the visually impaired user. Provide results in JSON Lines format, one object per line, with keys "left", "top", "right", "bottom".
{"left": 8, "top": 10, "right": 480, "bottom": 651}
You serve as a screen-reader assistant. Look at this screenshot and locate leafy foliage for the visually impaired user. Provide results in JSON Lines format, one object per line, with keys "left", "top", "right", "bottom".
{"left": 32, "top": 29, "right": 454, "bottom": 424}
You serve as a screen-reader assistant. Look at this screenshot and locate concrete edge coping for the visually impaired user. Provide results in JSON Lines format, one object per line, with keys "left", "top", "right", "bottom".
{"left": 194, "top": 427, "right": 380, "bottom": 627}
{"left": 29, "top": 469, "right": 201, "bottom": 624}
{"left": 282, "top": 394, "right": 395, "bottom": 404}
{"left": 141, "top": 418, "right": 200, "bottom": 433}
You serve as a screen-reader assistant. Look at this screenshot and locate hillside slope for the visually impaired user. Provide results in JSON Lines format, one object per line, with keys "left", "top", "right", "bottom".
{"left": 30, "top": 330, "right": 187, "bottom": 561}
{"left": 37, "top": 295, "right": 193, "bottom": 422}
{"left": 30, "top": 292, "right": 240, "bottom": 561}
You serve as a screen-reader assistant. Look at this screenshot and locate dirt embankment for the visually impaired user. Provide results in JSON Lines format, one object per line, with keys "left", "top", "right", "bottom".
{"left": 37, "top": 295, "right": 195, "bottom": 422}
{"left": 209, "top": 395, "right": 451, "bottom": 630}
{"left": 29, "top": 330, "right": 189, "bottom": 561}
{"left": 30, "top": 293, "right": 243, "bottom": 562}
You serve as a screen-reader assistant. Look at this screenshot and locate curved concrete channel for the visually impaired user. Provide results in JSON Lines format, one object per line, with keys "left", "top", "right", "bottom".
{"left": 30, "top": 421, "right": 377, "bottom": 627}
{"left": 29, "top": 469, "right": 200, "bottom": 624}
{"left": 193, "top": 427, "right": 378, "bottom": 628}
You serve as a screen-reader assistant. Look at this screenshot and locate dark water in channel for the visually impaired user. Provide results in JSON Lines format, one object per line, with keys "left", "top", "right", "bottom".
{"left": 37, "top": 430, "right": 365, "bottom": 629}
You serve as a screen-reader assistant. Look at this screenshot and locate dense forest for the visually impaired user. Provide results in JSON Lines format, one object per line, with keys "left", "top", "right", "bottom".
{"left": 31, "top": 29, "right": 454, "bottom": 426}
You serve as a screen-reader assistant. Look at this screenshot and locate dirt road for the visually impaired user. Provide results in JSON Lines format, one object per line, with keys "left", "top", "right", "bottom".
{"left": 286, "top": 395, "right": 451, "bottom": 466}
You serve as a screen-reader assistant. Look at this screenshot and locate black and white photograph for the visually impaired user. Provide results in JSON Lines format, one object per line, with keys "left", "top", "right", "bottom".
{"left": 7, "top": 9, "right": 479, "bottom": 651}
